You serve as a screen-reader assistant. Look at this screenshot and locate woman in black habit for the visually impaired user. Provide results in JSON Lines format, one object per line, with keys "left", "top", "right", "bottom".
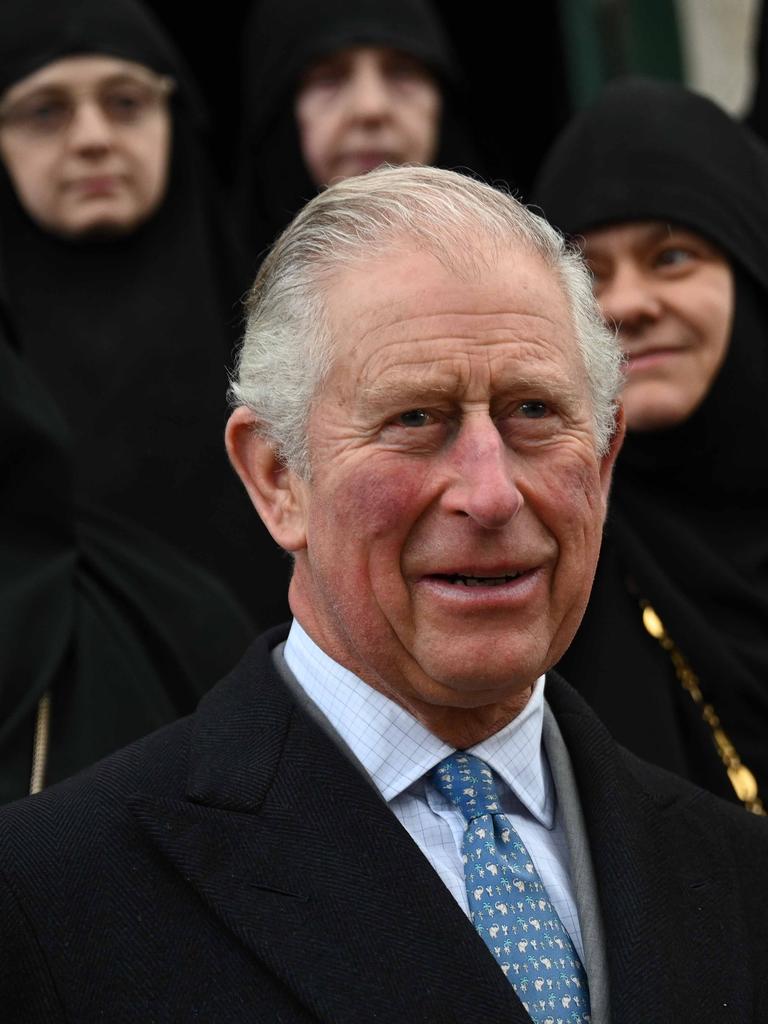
{"left": 533, "top": 78, "right": 768, "bottom": 812}
{"left": 237, "top": 0, "right": 480, "bottom": 259}
{"left": 0, "top": 0, "right": 290, "bottom": 627}
{"left": 0, "top": 307, "right": 253, "bottom": 803}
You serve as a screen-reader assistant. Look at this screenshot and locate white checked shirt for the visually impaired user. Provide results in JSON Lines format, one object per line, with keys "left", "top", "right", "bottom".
{"left": 284, "top": 619, "right": 585, "bottom": 959}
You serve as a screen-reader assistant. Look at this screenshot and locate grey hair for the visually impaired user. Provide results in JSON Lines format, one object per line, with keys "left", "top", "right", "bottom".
{"left": 230, "top": 165, "right": 622, "bottom": 477}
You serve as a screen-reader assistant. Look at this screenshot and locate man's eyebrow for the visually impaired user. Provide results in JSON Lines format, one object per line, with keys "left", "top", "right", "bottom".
{"left": 357, "top": 375, "right": 456, "bottom": 406}
{"left": 492, "top": 375, "right": 587, "bottom": 412}
{"left": 357, "top": 373, "right": 586, "bottom": 409}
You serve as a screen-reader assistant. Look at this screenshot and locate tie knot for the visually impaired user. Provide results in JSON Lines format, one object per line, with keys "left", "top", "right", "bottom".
{"left": 431, "top": 753, "right": 503, "bottom": 823}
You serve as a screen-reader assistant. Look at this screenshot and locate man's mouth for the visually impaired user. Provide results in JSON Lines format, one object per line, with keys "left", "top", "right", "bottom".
{"left": 416, "top": 567, "right": 542, "bottom": 608}
{"left": 437, "top": 572, "right": 525, "bottom": 587}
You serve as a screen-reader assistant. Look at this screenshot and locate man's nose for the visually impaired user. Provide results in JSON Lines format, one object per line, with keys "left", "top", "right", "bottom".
{"left": 598, "top": 264, "right": 662, "bottom": 334}
{"left": 66, "top": 99, "right": 113, "bottom": 152}
{"left": 441, "top": 413, "right": 524, "bottom": 529}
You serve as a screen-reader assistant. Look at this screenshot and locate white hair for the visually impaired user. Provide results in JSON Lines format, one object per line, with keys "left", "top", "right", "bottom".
{"left": 230, "top": 165, "right": 622, "bottom": 477}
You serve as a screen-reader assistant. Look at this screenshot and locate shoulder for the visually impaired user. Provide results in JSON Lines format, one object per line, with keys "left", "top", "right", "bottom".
{"left": 0, "top": 711, "right": 193, "bottom": 871}
{"left": 546, "top": 667, "right": 768, "bottom": 846}
{"left": 0, "top": 627, "right": 289, "bottom": 869}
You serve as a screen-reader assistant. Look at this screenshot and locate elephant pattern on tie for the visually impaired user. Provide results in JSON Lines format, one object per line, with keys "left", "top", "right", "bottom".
{"left": 431, "top": 753, "right": 591, "bottom": 1024}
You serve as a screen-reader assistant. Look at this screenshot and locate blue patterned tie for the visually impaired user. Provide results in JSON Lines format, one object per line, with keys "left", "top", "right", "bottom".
{"left": 431, "top": 752, "right": 591, "bottom": 1024}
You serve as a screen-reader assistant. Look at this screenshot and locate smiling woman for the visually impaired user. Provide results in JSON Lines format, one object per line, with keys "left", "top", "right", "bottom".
{"left": 534, "top": 78, "right": 768, "bottom": 809}
{"left": 581, "top": 220, "right": 734, "bottom": 431}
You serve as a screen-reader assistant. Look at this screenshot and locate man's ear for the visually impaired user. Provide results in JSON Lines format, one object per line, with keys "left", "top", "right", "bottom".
{"left": 598, "top": 403, "right": 626, "bottom": 513}
{"left": 225, "top": 406, "right": 308, "bottom": 552}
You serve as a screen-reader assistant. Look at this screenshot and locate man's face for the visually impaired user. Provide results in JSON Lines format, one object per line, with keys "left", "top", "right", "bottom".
{"left": 294, "top": 46, "right": 441, "bottom": 186}
{"left": 284, "top": 245, "right": 619, "bottom": 736}
{"left": 582, "top": 221, "right": 733, "bottom": 431}
{"left": 0, "top": 55, "right": 172, "bottom": 238}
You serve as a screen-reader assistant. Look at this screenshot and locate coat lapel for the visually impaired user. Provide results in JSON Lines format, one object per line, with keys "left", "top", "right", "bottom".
{"left": 131, "top": 631, "right": 533, "bottom": 1024}
{"left": 546, "top": 672, "right": 753, "bottom": 1024}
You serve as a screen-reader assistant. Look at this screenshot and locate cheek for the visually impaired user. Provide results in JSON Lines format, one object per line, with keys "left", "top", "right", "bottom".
{"left": 686, "top": 267, "right": 733, "bottom": 375}
{"left": 295, "top": 99, "right": 337, "bottom": 183}
{"left": 1, "top": 144, "right": 54, "bottom": 220}
{"left": 700, "top": 307, "right": 732, "bottom": 379}
{"left": 537, "top": 454, "right": 605, "bottom": 556}
{"left": 130, "top": 122, "right": 171, "bottom": 205}
{"left": 311, "top": 459, "right": 430, "bottom": 580}
{"left": 330, "top": 461, "right": 425, "bottom": 539}
{"left": 398, "top": 93, "right": 441, "bottom": 160}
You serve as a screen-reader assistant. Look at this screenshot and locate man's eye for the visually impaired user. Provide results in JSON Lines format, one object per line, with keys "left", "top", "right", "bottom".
{"left": 397, "top": 409, "right": 432, "bottom": 427}
{"left": 518, "top": 401, "right": 549, "bottom": 419}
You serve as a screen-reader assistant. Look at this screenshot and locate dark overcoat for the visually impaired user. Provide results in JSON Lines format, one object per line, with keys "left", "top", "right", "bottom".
{"left": 2, "top": 627, "right": 767, "bottom": 1022}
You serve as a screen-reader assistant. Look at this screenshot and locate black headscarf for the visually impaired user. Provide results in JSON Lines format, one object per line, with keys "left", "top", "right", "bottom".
{"left": 0, "top": 308, "right": 254, "bottom": 803}
{"left": 237, "top": 0, "right": 481, "bottom": 260}
{"left": 0, "top": 0, "right": 290, "bottom": 628}
{"left": 534, "top": 78, "right": 768, "bottom": 804}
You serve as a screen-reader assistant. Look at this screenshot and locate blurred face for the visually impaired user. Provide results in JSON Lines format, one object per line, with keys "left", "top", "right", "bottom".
{"left": 0, "top": 55, "right": 173, "bottom": 238}
{"left": 582, "top": 221, "right": 734, "bottom": 430}
{"left": 294, "top": 46, "right": 441, "bottom": 185}
{"left": 260, "top": 246, "right": 619, "bottom": 745}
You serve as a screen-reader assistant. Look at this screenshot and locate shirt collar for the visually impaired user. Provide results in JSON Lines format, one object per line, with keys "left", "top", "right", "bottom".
{"left": 284, "top": 619, "right": 555, "bottom": 828}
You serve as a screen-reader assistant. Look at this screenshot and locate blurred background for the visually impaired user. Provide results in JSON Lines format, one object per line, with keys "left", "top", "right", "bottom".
{"left": 143, "top": 0, "right": 767, "bottom": 193}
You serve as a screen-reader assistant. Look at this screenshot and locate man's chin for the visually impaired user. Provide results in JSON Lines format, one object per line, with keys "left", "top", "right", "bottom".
{"left": 406, "top": 654, "right": 542, "bottom": 708}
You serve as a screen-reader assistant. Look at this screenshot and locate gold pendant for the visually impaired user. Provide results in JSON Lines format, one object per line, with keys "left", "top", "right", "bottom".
{"left": 727, "top": 764, "right": 759, "bottom": 804}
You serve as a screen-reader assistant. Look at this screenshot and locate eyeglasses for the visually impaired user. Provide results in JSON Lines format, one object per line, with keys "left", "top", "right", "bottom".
{"left": 0, "top": 74, "right": 175, "bottom": 139}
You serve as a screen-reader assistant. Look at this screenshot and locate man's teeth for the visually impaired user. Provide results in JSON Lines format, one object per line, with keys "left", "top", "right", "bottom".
{"left": 445, "top": 572, "right": 522, "bottom": 587}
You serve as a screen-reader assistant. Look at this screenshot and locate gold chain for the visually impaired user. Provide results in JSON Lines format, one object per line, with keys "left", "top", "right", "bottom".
{"left": 29, "top": 690, "right": 51, "bottom": 796}
{"left": 640, "top": 601, "right": 765, "bottom": 815}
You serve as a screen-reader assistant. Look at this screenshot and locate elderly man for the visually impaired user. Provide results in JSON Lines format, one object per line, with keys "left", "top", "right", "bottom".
{"left": 1, "top": 167, "right": 767, "bottom": 1022}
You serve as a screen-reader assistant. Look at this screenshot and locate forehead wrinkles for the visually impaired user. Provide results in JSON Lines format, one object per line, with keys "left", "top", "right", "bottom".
{"left": 322, "top": 248, "right": 579, "bottom": 393}
{"left": 357, "top": 302, "right": 574, "bottom": 370}
{"left": 351, "top": 306, "right": 568, "bottom": 370}
{"left": 341, "top": 281, "right": 564, "bottom": 337}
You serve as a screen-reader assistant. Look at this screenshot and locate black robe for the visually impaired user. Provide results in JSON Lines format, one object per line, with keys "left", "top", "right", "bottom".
{"left": 236, "top": 0, "right": 481, "bottom": 261}
{"left": 0, "top": 310, "right": 254, "bottom": 803}
{"left": 533, "top": 78, "right": 768, "bottom": 805}
{"left": 0, "top": 0, "right": 290, "bottom": 627}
